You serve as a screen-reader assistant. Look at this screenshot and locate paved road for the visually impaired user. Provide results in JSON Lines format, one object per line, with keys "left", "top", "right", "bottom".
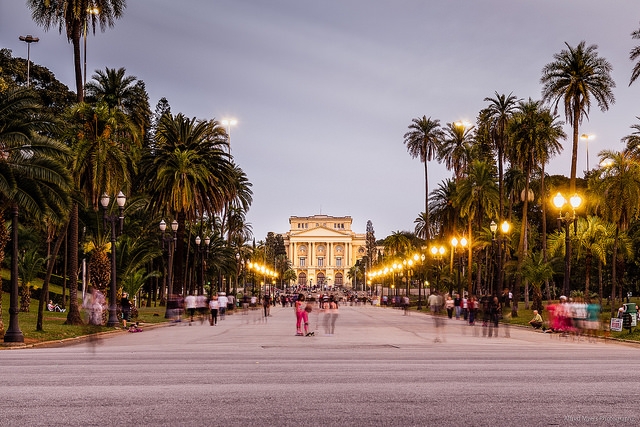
{"left": 1, "top": 304, "right": 638, "bottom": 426}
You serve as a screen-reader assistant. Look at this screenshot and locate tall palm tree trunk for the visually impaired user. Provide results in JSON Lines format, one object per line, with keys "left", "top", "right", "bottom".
{"left": 610, "top": 227, "right": 619, "bottom": 315}
{"left": 424, "top": 160, "right": 430, "bottom": 241}
{"left": 64, "top": 204, "right": 83, "bottom": 325}
{"left": 37, "top": 222, "right": 69, "bottom": 330}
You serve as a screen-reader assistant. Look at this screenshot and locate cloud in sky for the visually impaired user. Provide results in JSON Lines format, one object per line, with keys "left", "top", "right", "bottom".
{"left": 2, "top": 0, "right": 639, "bottom": 240}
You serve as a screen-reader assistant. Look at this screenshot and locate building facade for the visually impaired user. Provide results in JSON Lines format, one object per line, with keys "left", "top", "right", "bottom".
{"left": 282, "top": 214, "right": 366, "bottom": 289}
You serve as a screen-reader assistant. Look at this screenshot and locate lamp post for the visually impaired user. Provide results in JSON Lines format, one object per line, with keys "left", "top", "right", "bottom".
{"left": 4, "top": 206, "right": 23, "bottom": 343}
{"left": 451, "top": 237, "right": 468, "bottom": 296}
{"left": 490, "top": 220, "right": 511, "bottom": 297}
{"left": 235, "top": 252, "right": 241, "bottom": 297}
{"left": 553, "top": 192, "right": 582, "bottom": 297}
{"left": 18, "top": 35, "right": 39, "bottom": 88}
{"left": 160, "top": 219, "right": 179, "bottom": 317}
{"left": 580, "top": 134, "right": 595, "bottom": 171}
{"left": 430, "top": 246, "right": 445, "bottom": 295}
{"left": 83, "top": 7, "right": 100, "bottom": 99}
{"left": 100, "top": 191, "right": 126, "bottom": 327}
{"left": 195, "top": 236, "right": 210, "bottom": 295}
{"left": 221, "top": 118, "right": 237, "bottom": 154}
{"left": 416, "top": 253, "right": 425, "bottom": 310}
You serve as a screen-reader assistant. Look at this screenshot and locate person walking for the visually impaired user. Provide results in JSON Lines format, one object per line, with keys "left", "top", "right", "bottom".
{"left": 263, "top": 294, "right": 271, "bottom": 318}
{"left": 295, "top": 294, "right": 309, "bottom": 336}
{"left": 185, "top": 293, "right": 197, "bottom": 324}
{"left": 209, "top": 295, "right": 219, "bottom": 326}
{"left": 327, "top": 295, "right": 339, "bottom": 335}
{"left": 445, "top": 294, "right": 454, "bottom": 319}
{"left": 218, "top": 293, "right": 228, "bottom": 320}
{"left": 454, "top": 293, "right": 462, "bottom": 320}
{"left": 121, "top": 292, "right": 131, "bottom": 328}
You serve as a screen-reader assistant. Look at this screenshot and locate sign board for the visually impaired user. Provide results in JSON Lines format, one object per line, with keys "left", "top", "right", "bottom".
{"left": 610, "top": 318, "right": 623, "bottom": 332}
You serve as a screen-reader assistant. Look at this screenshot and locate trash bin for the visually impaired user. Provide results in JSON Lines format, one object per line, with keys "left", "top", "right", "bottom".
{"left": 623, "top": 303, "right": 638, "bottom": 327}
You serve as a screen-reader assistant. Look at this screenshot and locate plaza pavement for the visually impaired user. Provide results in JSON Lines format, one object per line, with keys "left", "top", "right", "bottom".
{"left": 0, "top": 303, "right": 638, "bottom": 426}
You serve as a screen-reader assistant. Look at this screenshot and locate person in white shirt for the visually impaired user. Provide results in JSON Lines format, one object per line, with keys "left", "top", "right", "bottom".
{"left": 185, "top": 294, "right": 197, "bottom": 324}
{"left": 218, "top": 293, "right": 228, "bottom": 319}
{"left": 209, "top": 295, "right": 219, "bottom": 325}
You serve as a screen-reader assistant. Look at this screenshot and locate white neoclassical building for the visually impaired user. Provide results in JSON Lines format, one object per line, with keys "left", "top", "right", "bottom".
{"left": 282, "top": 214, "right": 366, "bottom": 288}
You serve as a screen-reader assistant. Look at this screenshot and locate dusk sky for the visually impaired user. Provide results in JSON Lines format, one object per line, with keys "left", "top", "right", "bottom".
{"left": 2, "top": 1, "right": 640, "bottom": 241}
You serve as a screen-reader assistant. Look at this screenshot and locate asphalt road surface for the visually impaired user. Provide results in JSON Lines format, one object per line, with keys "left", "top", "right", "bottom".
{"left": 1, "top": 304, "right": 638, "bottom": 427}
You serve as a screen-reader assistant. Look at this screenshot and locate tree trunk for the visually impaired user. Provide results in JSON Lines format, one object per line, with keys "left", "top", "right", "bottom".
{"left": 37, "top": 223, "right": 69, "bottom": 330}
{"left": 610, "top": 227, "right": 619, "bottom": 316}
{"left": 64, "top": 204, "right": 83, "bottom": 325}
{"left": 424, "top": 159, "right": 430, "bottom": 241}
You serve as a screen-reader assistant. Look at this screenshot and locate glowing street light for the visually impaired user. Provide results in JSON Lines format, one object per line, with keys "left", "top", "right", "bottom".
{"left": 553, "top": 192, "right": 582, "bottom": 296}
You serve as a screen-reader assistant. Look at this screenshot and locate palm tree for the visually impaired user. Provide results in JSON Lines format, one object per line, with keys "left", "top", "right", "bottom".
{"left": 520, "top": 251, "right": 555, "bottom": 313}
{"left": 455, "top": 160, "right": 499, "bottom": 295}
{"left": 440, "top": 122, "right": 474, "bottom": 181}
{"left": 429, "top": 179, "right": 459, "bottom": 238}
{"left": 403, "top": 116, "right": 444, "bottom": 240}
{"left": 567, "top": 216, "right": 608, "bottom": 303}
{"left": 540, "top": 41, "right": 615, "bottom": 194}
{"left": 85, "top": 67, "right": 151, "bottom": 142}
{"left": 383, "top": 231, "right": 412, "bottom": 258}
{"left": 629, "top": 23, "right": 640, "bottom": 86}
{"left": 621, "top": 117, "right": 640, "bottom": 157}
{"left": 27, "top": 0, "right": 127, "bottom": 103}
{"left": 0, "top": 88, "right": 72, "bottom": 336}
{"left": 590, "top": 150, "right": 640, "bottom": 314}
{"left": 142, "top": 113, "right": 236, "bottom": 297}
{"left": 481, "top": 92, "right": 520, "bottom": 220}
{"left": 508, "top": 99, "right": 564, "bottom": 314}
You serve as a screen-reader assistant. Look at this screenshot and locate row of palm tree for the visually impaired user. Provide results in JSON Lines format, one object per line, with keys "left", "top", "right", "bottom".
{"left": 397, "top": 39, "right": 640, "bottom": 316}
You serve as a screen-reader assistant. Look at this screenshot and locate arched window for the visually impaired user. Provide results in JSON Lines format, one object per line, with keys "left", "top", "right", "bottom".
{"left": 298, "top": 272, "right": 307, "bottom": 286}
{"left": 335, "top": 273, "right": 343, "bottom": 285}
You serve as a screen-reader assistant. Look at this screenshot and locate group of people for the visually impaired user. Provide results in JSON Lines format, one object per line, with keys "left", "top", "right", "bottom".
{"left": 427, "top": 291, "right": 504, "bottom": 337}
{"left": 81, "top": 287, "right": 133, "bottom": 328}
{"left": 294, "top": 294, "right": 339, "bottom": 336}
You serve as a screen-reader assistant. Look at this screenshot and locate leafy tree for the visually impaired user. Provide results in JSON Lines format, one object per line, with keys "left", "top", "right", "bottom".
{"left": 541, "top": 41, "right": 615, "bottom": 194}
{"left": 403, "top": 116, "right": 444, "bottom": 240}
{"left": 520, "top": 251, "right": 555, "bottom": 313}
{"left": 27, "top": 0, "right": 127, "bottom": 103}
{"left": 18, "top": 248, "right": 46, "bottom": 312}
{"left": 142, "top": 113, "right": 236, "bottom": 296}
{"left": 629, "top": 23, "right": 640, "bottom": 86}
{"left": 590, "top": 150, "right": 640, "bottom": 313}
{"left": 455, "top": 160, "right": 499, "bottom": 295}
{"left": 480, "top": 92, "right": 519, "bottom": 221}
{"left": 440, "top": 122, "right": 474, "bottom": 182}
{"left": 365, "top": 220, "right": 376, "bottom": 268}
{"left": 0, "top": 88, "right": 72, "bottom": 334}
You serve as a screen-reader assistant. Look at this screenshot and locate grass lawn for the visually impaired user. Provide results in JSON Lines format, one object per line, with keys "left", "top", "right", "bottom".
{"left": 1, "top": 291, "right": 169, "bottom": 346}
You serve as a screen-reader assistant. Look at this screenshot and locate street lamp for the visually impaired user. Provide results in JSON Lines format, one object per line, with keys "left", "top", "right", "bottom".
{"left": 18, "top": 34, "right": 39, "bottom": 88}
{"left": 235, "top": 252, "right": 241, "bottom": 297}
{"left": 580, "top": 133, "right": 595, "bottom": 171}
{"left": 83, "top": 7, "right": 100, "bottom": 99}
{"left": 195, "top": 236, "right": 210, "bottom": 295}
{"left": 553, "top": 192, "right": 582, "bottom": 297}
{"left": 490, "top": 220, "right": 511, "bottom": 297}
{"left": 430, "top": 245, "right": 445, "bottom": 295}
{"left": 4, "top": 206, "right": 23, "bottom": 342}
{"left": 451, "top": 237, "right": 468, "bottom": 296}
{"left": 160, "top": 219, "right": 179, "bottom": 317}
{"left": 416, "top": 253, "right": 425, "bottom": 310}
{"left": 100, "top": 191, "right": 126, "bottom": 327}
{"left": 221, "top": 118, "right": 237, "bottom": 154}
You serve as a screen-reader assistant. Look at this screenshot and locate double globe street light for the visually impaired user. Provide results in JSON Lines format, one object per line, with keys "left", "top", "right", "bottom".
{"left": 553, "top": 192, "right": 582, "bottom": 297}
{"left": 100, "top": 191, "right": 126, "bottom": 327}
{"left": 160, "top": 219, "right": 178, "bottom": 318}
